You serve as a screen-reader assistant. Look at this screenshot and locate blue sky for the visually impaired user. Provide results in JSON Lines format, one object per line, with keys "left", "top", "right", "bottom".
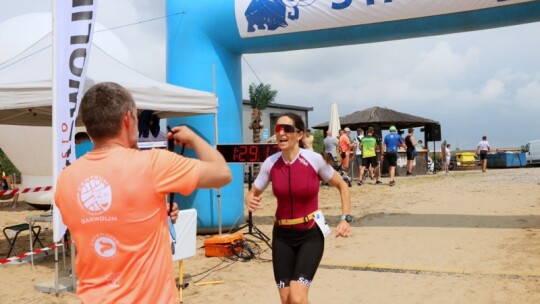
{"left": 2, "top": 1, "right": 539, "bottom": 150}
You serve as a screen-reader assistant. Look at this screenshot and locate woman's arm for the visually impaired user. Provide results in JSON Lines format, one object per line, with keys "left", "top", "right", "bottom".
{"left": 327, "top": 171, "right": 351, "bottom": 237}
{"left": 245, "top": 186, "right": 264, "bottom": 212}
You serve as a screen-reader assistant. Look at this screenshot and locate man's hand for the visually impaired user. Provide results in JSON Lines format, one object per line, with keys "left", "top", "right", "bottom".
{"left": 168, "top": 202, "right": 179, "bottom": 224}
{"left": 167, "top": 126, "right": 196, "bottom": 149}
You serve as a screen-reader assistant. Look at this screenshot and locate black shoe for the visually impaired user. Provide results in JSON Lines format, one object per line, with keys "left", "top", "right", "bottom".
{"left": 389, "top": 180, "right": 395, "bottom": 187}
{"left": 357, "top": 180, "right": 363, "bottom": 186}
{"left": 375, "top": 180, "right": 383, "bottom": 185}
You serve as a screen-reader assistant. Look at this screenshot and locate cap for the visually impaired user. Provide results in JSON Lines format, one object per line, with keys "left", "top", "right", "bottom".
{"left": 344, "top": 127, "right": 351, "bottom": 132}
{"left": 389, "top": 126, "right": 397, "bottom": 132}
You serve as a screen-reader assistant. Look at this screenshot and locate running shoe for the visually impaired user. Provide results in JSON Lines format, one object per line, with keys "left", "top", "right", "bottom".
{"left": 389, "top": 180, "right": 395, "bottom": 187}
{"left": 357, "top": 180, "right": 363, "bottom": 186}
{"left": 375, "top": 180, "right": 383, "bottom": 185}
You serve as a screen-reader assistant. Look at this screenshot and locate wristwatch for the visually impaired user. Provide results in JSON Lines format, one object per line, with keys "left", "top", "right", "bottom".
{"left": 340, "top": 214, "right": 353, "bottom": 223}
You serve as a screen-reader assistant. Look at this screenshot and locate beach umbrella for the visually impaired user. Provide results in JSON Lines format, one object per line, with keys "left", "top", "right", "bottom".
{"left": 329, "top": 103, "right": 341, "bottom": 138}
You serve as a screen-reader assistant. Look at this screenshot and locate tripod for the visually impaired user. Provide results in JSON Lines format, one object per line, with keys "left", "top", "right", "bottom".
{"left": 232, "top": 165, "right": 272, "bottom": 249}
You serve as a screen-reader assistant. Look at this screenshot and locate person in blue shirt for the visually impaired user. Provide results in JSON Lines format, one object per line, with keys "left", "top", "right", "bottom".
{"left": 381, "top": 126, "right": 404, "bottom": 186}
{"left": 75, "top": 132, "right": 94, "bottom": 159}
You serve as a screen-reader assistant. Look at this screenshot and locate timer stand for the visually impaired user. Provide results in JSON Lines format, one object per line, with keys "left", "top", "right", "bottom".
{"left": 233, "top": 165, "right": 272, "bottom": 249}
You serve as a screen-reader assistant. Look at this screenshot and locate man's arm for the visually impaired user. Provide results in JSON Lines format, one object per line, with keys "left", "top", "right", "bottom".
{"left": 168, "top": 126, "right": 232, "bottom": 189}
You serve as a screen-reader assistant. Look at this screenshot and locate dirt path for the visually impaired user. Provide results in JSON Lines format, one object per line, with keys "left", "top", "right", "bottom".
{"left": 1, "top": 168, "right": 539, "bottom": 303}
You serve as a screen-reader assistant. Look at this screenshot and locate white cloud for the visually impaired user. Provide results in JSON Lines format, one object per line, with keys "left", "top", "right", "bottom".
{"left": 409, "top": 42, "right": 481, "bottom": 89}
{"left": 514, "top": 80, "right": 540, "bottom": 110}
{"left": 480, "top": 79, "right": 505, "bottom": 101}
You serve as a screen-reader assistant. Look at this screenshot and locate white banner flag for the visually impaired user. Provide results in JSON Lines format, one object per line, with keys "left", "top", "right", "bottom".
{"left": 53, "top": 0, "right": 97, "bottom": 242}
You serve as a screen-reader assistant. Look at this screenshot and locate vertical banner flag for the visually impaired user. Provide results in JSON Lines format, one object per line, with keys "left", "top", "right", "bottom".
{"left": 53, "top": 0, "right": 97, "bottom": 242}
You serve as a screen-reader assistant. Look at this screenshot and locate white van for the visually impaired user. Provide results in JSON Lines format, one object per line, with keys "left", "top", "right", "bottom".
{"left": 523, "top": 140, "right": 540, "bottom": 165}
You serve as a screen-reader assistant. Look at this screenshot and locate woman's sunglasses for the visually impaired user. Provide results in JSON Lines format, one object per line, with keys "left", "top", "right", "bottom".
{"left": 274, "top": 124, "right": 300, "bottom": 134}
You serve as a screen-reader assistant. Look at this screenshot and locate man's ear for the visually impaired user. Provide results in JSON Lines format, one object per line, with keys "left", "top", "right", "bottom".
{"left": 123, "top": 110, "right": 133, "bottom": 129}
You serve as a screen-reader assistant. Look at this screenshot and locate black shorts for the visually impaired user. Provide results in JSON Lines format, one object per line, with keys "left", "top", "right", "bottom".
{"left": 272, "top": 226, "right": 324, "bottom": 289}
{"left": 362, "top": 156, "right": 378, "bottom": 168}
{"left": 480, "top": 150, "right": 488, "bottom": 160}
{"left": 385, "top": 151, "right": 398, "bottom": 166}
{"left": 406, "top": 150, "right": 415, "bottom": 160}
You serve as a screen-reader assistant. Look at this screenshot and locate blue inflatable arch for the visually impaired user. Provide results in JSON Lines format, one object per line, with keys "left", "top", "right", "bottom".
{"left": 166, "top": 0, "right": 540, "bottom": 230}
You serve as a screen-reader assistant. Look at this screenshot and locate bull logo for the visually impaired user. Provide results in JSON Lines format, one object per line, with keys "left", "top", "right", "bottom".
{"left": 245, "top": 0, "right": 315, "bottom": 32}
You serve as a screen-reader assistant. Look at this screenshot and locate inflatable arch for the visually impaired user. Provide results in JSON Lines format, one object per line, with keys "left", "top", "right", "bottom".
{"left": 166, "top": 0, "right": 540, "bottom": 230}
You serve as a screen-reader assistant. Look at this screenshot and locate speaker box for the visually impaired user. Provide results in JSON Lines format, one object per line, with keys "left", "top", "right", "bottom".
{"left": 425, "top": 124, "right": 441, "bottom": 141}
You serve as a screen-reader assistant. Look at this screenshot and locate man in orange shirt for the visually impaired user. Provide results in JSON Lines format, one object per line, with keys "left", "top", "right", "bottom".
{"left": 55, "top": 82, "right": 232, "bottom": 303}
{"left": 339, "top": 127, "right": 352, "bottom": 172}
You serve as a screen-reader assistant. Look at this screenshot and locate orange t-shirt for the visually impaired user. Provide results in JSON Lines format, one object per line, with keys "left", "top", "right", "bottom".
{"left": 55, "top": 147, "right": 201, "bottom": 303}
{"left": 339, "top": 134, "right": 350, "bottom": 154}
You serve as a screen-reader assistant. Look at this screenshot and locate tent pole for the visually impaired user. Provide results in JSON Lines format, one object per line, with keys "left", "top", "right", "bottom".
{"left": 212, "top": 65, "right": 222, "bottom": 235}
{"left": 215, "top": 112, "right": 222, "bottom": 235}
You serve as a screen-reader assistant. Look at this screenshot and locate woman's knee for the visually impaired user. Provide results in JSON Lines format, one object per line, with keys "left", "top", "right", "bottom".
{"left": 288, "top": 281, "right": 309, "bottom": 304}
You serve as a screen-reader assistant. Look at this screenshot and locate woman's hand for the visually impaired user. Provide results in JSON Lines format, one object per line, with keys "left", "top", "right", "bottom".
{"left": 336, "top": 220, "right": 350, "bottom": 237}
{"left": 245, "top": 193, "right": 262, "bottom": 212}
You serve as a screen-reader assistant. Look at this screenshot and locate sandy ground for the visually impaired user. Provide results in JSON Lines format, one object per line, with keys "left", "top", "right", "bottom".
{"left": 1, "top": 167, "right": 540, "bottom": 303}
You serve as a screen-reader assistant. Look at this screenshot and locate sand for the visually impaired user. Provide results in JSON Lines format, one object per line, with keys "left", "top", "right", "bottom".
{"left": 1, "top": 167, "right": 540, "bottom": 303}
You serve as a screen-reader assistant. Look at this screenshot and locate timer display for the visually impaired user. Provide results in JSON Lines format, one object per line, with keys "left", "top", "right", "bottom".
{"left": 217, "top": 144, "right": 280, "bottom": 163}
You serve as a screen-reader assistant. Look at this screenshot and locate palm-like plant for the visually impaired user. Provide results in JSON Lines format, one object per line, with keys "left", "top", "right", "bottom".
{"left": 248, "top": 82, "right": 277, "bottom": 143}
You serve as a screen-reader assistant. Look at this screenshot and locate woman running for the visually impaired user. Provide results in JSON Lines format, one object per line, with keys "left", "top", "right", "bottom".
{"left": 245, "top": 112, "right": 351, "bottom": 304}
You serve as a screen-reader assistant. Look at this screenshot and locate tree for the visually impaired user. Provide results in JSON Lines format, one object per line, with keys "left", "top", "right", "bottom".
{"left": 0, "top": 148, "right": 19, "bottom": 175}
{"left": 312, "top": 129, "right": 324, "bottom": 153}
{"left": 248, "top": 82, "right": 277, "bottom": 143}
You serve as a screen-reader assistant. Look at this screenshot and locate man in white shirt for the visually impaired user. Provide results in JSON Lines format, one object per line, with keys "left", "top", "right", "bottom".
{"left": 354, "top": 128, "right": 364, "bottom": 179}
{"left": 477, "top": 136, "right": 491, "bottom": 172}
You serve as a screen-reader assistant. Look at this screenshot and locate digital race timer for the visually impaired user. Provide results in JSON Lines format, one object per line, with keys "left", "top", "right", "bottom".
{"left": 217, "top": 144, "right": 280, "bottom": 163}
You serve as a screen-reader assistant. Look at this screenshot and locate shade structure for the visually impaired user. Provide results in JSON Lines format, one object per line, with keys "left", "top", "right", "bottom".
{"left": 314, "top": 106, "right": 439, "bottom": 131}
{"left": 328, "top": 103, "right": 341, "bottom": 137}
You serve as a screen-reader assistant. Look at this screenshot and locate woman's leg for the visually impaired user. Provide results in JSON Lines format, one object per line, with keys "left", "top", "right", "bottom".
{"left": 273, "top": 228, "right": 296, "bottom": 304}
{"left": 288, "top": 281, "right": 310, "bottom": 304}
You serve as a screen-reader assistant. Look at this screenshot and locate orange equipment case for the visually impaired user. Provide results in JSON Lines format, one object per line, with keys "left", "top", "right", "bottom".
{"left": 203, "top": 232, "right": 245, "bottom": 257}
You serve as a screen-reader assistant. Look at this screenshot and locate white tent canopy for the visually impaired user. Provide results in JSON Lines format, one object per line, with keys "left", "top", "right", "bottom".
{"left": 0, "top": 32, "right": 217, "bottom": 126}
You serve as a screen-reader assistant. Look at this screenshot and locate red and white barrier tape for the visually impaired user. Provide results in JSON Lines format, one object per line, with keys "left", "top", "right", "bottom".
{"left": 0, "top": 241, "right": 70, "bottom": 265}
{"left": 0, "top": 186, "right": 52, "bottom": 196}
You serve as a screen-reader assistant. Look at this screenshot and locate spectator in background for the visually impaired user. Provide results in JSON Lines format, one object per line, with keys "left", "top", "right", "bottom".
{"left": 477, "top": 135, "right": 491, "bottom": 172}
{"left": 75, "top": 132, "right": 94, "bottom": 159}
{"left": 304, "top": 128, "right": 314, "bottom": 151}
{"left": 323, "top": 130, "right": 338, "bottom": 161}
{"left": 0, "top": 164, "right": 19, "bottom": 207}
{"left": 266, "top": 134, "right": 277, "bottom": 144}
{"left": 444, "top": 143, "right": 452, "bottom": 174}
{"left": 354, "top": 128, "right": 364, "bottom": 180}
{"left": 404, "top": 128, "right": 417, "bottom": 176}
{"left": 339, "top": 127, "right": 352, "bottom": 173}
{"left": 381, "top": 126, "right": 404, "bottom": 186}
{"left": 359, "top": 127, "right": 382, "bottom": 186}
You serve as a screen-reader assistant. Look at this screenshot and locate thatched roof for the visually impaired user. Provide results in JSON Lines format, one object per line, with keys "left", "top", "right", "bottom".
{"left": 314, "top": 106, "right": 439, "bottom": 131}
